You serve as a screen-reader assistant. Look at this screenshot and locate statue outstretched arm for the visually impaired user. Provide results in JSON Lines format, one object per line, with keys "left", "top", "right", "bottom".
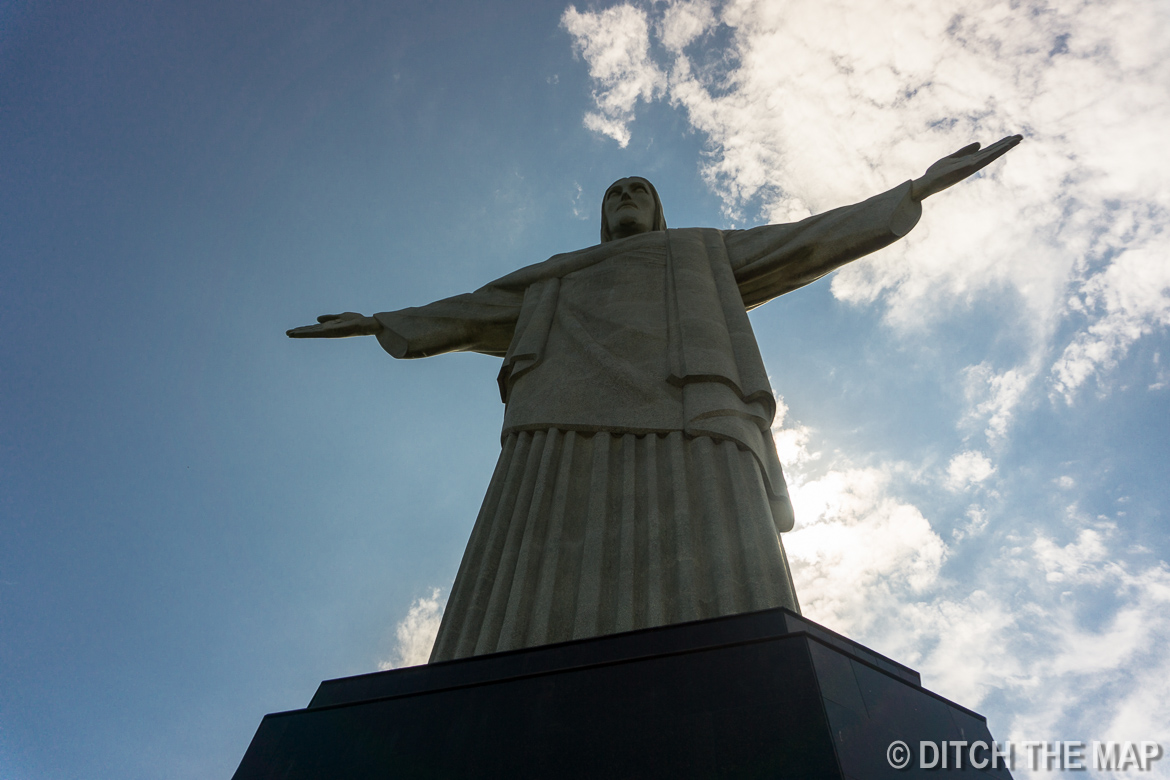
{"left": 727, "top": 135, "right": 1022, "bottom": 308}
{"left": 727, "top": 180, "right": 922, "bottom": 308}
{"left": 286, "top": 283, "right": 523, "bottom": 359}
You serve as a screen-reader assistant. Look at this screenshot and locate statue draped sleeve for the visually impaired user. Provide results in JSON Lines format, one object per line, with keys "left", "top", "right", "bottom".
{"left": 726, "top": 180, "right": 921, "bottom": 308}
{"left": 371, "top": 285, "right": 523, "bottom": 360}
{"left": 370, "top": 241, "right": 630, "bottom": 361}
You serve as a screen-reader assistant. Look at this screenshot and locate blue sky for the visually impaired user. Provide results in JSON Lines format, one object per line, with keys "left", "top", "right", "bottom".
{"left": 2, "top": 0, "right": 1168, "bottom": 777}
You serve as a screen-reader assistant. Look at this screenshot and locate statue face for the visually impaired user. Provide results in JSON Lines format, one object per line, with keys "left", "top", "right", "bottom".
{"left": 603, "top": 178, "right": 657, "bottom": 240}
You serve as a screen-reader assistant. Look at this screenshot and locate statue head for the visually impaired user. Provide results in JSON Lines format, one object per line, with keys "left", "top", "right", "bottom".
{"left": 601, "top": 177, "right": 667, "bottom": 243}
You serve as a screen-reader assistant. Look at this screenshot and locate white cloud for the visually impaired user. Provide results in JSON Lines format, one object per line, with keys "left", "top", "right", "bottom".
{"left": 995, "top": 538, "right": 1170, "bottom": 754}
{"left": 1051, "top": 244, "right": 1170, "bottom": 402}
{"left": 657, "top": 0, "right": 716, "bottom": 52}
{"left": 378, "top": 588, "right": 445, "bottom": 670}
{"left": 961, "top": 362, "right": 1036, "bottom": 445}
{"left": 787, "top": 464, "right": 948, "bottom": 635}
{"left": 770, "top": 394, "right": 815, "bottom": 468}
{"left": 1150, "top": 352, "right": 1169, "bottom": 391}
{"left": 944, "top": 450, "right": 995, "bottom": 492}
{"left": 953, "top": 505, "right": 989, "bottom": 542}
{"left": 1033, "top": 528, "right": 1109, "bottom": 585}
{"left": 561, "top": 5, "right": 666, "bottom": 147}
{"left": 771, "top": 406, "right": 1170, "bottom": 751}
{"left": 566, "top": 0, "right": 1170, "bottom": 411}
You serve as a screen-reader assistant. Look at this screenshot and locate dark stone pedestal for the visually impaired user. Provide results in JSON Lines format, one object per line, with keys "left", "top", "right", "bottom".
{"left": 234, "top": 608, "right": 1011, "bottom": 779}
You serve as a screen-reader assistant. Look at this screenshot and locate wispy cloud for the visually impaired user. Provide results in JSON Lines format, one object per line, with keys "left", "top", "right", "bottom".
{"left": 772, "top": 401, "right": 1170, "bottom": 751}
{"left": 378, "top": 589, "right": 446, "bottom": 670}
{"left": 562, "top": 5, "right": 667, "bottom": 147}
{"left": 961, "top": 362, "right": 1037, "bottom": 447}
{"left": 1052, "top": 244, "right": 1170, "bottom": 402}
{"left": 562, "top": 0, "right": 1170, "bottom": 413}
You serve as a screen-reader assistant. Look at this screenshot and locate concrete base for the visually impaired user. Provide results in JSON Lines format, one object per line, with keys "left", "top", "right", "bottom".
{"left": 234, "top": 608, "right": 1011, "bottom": 779}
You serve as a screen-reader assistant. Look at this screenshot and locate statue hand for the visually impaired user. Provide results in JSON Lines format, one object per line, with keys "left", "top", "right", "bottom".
{"left": 911, "top": 134, "right": 1022, "bottom": 201}
{"left": 286, "top": 312, "right": 383, "bottom": 339}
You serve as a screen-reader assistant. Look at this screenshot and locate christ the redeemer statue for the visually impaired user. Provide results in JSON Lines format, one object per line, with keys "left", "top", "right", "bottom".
{"left": 289, "top": 136, "right": 1021, "bottom": 662}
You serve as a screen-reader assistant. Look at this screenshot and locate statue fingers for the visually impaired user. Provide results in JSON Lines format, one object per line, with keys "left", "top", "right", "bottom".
{"left": 971, "top": 135, "right": 1023, "bottom": 168}
{"left": 982, "top": 135, "right": 1021, "bottom": 155}
{"left": 317, "top": 311, "right": 363, "bottom": 323}
{"left": 948, "top": 141, "right": 981, "bottom": 159}
{"left": 287, "top": 314, "right": 374, "bottom": 338}
{"left": 287, "top": 323, "right": 326, "bottom": 337}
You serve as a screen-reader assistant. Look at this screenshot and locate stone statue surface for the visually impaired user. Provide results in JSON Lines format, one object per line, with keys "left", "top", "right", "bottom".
{"left": 288, "top": 136, "right": 1021, "bottom": 662}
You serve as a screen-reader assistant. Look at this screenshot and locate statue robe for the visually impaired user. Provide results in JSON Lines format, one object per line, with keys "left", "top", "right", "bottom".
{"left": 374, "top": 181, "right": 921, "bottom": 662}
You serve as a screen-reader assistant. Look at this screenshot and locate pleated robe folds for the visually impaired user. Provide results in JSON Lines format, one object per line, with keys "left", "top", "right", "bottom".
{"left": 374, "top": 182, "right": 921, "bottom": 661}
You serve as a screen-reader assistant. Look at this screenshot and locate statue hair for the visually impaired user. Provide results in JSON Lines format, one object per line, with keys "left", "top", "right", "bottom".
{"left": 600, "top": 177, "right": 667, "bottom": 243}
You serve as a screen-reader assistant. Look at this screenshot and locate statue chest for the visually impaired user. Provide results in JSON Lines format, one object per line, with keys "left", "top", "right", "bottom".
{"left": 501, "top": 247, "right": 682, "bottom": 434}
